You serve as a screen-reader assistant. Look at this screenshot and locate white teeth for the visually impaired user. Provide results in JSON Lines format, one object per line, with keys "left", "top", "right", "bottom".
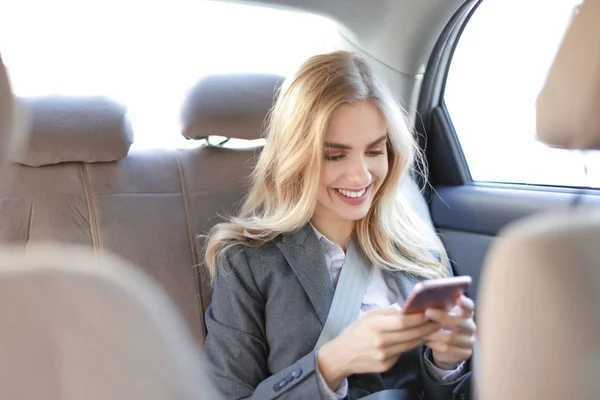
{"left": 336, "top": 187, "right": 367, "bottom": 198}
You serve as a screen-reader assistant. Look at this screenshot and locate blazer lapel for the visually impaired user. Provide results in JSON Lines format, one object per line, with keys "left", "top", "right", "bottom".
{"left": 393, "top": 270, "right": 419, "bottom": 303}
{"left": 275, "top": 224, "right": 335, "bottom": 326}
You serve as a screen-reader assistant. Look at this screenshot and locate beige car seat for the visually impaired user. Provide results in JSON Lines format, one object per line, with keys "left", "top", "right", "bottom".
{"left": 177, "top": 73, "right": 282, "bottom": 310}
{"left": 478, "top": 1, "right": 600, "bottom": 399}
{"left": 0, "top": 55, "right": 219, "bottom": 400}
{"left": 0, "top": 245, "right": 216, "bottom": 400}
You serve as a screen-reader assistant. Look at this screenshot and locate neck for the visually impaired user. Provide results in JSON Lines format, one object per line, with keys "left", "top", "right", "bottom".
{"left": 311, "top": 215, "right": 355, "bottom": 251}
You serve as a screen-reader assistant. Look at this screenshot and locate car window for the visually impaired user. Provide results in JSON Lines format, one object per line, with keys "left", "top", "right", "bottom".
{"left": 445, "top": 0, "right": 600, "bottom": 188}
{"left": 0, "top": 0, "right": 335, "bottom": 149}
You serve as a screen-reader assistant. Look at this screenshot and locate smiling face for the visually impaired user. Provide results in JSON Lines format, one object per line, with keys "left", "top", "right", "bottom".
{"left": 312, "top": 100, "right": 389, "bottom": 234}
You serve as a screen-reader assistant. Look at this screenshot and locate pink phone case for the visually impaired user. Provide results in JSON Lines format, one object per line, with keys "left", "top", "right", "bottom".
{"left": 402, "top": 276, "right": 472, "bottom": 314}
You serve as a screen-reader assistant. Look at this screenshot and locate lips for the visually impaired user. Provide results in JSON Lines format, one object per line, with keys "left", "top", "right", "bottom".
{"left": 335, "top": 186, "right": 367, "bottom": 198}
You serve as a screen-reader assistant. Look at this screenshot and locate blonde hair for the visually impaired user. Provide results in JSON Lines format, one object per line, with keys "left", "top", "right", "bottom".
{"left": 205, "top": 50, "right": 448, "bottom": 280}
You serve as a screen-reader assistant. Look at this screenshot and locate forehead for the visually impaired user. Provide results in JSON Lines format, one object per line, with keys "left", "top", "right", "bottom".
{"left": 326, "top": 100, "right": 387, "bottom": 145}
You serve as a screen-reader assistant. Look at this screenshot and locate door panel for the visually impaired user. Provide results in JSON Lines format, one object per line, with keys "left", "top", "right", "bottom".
{"left": 439, "top": 229, "right": 492, "bottom": 300}
{"left": 431, "top": 184, "right": 600, "bottom": 236}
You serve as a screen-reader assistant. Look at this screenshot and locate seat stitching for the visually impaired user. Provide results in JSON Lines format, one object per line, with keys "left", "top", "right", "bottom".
{"left": 79, "top": 163, "right": 101, "bottom": 258}
{"left": 175, "top": 152, "right": 207, "bottom": 334}
{"left": 25, "top": 201, "right": 33, "bottom": 246}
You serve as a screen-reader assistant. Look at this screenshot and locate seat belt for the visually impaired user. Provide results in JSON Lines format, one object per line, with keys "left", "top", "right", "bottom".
{"left": 313, "top": 239, "right": 420, "bottom": 400}
{"left": 313, "top": 238, "right": 371, "bottom": 350}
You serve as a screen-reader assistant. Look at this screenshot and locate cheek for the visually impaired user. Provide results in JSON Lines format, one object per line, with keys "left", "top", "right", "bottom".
{"left": 372, "top": 157, "right": 389, "bottom": 181}
{"left": 319, "top": 162, "right": 339, "bottom": 190}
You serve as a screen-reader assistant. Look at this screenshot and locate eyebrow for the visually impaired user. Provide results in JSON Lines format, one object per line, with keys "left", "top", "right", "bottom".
{"left": 324, "top": 134, "right": 387, "bottom": 150}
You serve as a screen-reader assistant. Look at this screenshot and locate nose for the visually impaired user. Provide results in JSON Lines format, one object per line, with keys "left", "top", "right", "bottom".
{"left": 346, "top": 155, "right": 371, "bottom": 186}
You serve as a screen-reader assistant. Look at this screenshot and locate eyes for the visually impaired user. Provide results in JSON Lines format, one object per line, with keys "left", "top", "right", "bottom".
{"left": 324, "top": 144, "right": 386, "bottom": 162}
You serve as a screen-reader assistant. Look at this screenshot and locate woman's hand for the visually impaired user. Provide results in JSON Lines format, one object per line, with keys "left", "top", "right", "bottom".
{"left": 317, "top": 307, "right": 440, "bottom": 390}
{"left": 423, "top": 295, "right": 477, "bottom": 370}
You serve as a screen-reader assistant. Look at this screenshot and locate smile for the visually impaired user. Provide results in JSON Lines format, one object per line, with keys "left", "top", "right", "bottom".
{"left": 334, "top": 184, "right": 371, "bottom": 199}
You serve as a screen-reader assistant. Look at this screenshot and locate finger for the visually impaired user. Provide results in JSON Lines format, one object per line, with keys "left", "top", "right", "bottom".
{"left": 425, "top": 309, "right": 463, "bottom": 329}
{"left": 423, "top": 331, "right": 476, "bottom": 349}
{"left": 457, "top": 296, "right": 475, "bottom": 317}
{"left": 458, "top": 318, "right": 477, "bottom": 335}
{"left": 449, "top": 304, "right": 461, "bottom": 315}
{"left": 371, "top": 337, "right": 425, "bottom": 373}
{"left": 426, "top": 311, "right": 477, "bottom": 335}
{"left": 433, "top": 317, "right": 476, "bottom": 336}
{"left": 385, "top": 337, "right": 424, "bottom": 356}
{"left": 373, "top": 312, "right": 429, "bottom": 332}
{"left": 380, "top": 321, "right": 441, "bottom": 345}
{"left": 426, "top": 341, "right": 473, "bottom": 360}
{"left": 360, "top": 307, "right": 405, "bottom": 319}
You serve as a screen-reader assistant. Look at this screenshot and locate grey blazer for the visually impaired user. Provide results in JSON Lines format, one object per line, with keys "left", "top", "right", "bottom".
{"left": 203, "top": 224, "right": 473, "bottom": 400}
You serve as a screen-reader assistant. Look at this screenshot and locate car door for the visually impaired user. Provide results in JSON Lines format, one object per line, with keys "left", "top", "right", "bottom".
{"left": 417, "top": 0, "right": 600, "bottom": 300}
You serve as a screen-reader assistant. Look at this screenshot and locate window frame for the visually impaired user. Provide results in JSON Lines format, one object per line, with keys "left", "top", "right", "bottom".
{"left": 417, "top": 0, "right": 600, "bottom": 196}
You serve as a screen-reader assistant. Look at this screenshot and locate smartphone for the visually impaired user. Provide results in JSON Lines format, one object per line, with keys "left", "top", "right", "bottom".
{"left": 401, "top": 276, "right": 472, "bottom": 314}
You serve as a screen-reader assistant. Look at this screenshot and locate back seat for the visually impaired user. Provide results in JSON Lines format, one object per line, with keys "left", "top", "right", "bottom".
{"left": 0, "top": 74, "right": 281, "bottom": 345}
{"left": 0, "top": 72, "right": 436, "bottom": 346}
{"left": 177, "top": 73, "right": 282, "bottom": 310}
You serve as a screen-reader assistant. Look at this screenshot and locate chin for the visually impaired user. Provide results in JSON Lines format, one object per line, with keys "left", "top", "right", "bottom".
{"left": 338, "top": 207, "right": 370, "bottom": 222}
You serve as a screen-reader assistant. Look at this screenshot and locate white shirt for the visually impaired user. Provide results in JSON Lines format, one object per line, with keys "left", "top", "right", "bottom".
{"left": 311, "top": 225, "right": 466, "bottom": 399}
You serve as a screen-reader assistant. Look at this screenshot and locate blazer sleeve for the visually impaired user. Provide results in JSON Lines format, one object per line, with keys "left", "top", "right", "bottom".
{"left": 203, "top": 246, "right": 324, "bottom": 400}
{"left": 420, "top": 346, "right": 476, "bottom": 400}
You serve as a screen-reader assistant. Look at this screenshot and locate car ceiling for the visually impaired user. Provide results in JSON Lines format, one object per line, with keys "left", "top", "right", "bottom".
{"left": 216, "top": 0, "right": 465, "bottom": 77}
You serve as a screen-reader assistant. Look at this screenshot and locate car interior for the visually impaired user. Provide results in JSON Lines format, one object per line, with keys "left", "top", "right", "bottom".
{"left": 0, "top": 0, "right": 599, "bottom": 398}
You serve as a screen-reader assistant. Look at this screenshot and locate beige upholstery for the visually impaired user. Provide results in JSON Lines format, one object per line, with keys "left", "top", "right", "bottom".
{"left": 0, "top": 55, "right": 28, "bottom": 166}
{"left": 0, "top": 150, "right": 206, "bottom": 343}
{"left": 479, "top": 1, "right": 600, "bottom": 399}
{"left": 181, "top": 73, "right": 283, "bottom": 141}
{"left": 536, "top": 0, "right": 600, "bottom": 149}
{"left": 0, "top": 244, "right": 216, "bottom": 400}
{"left": 178, "top": 73, "right": 277, "bottom": 309}
{"left": 0, "top": 74, "right": 275, "bottom": 342}
{"left": 479, "top": 211, "right": 600, "bottom": 400}
{"left": 177, "top": 145, "right": 260, "bottom": 309}
{"left": 0, "top": 55, "right": 12, "bottom": 164}
{"left": 12, "top": 96, "right": 133, "bottom": 167}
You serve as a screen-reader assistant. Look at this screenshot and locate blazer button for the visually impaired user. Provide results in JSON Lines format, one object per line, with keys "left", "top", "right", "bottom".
{"left": 291, "top": 368, "right": 303, "bottom": 379}
{"left": 273, "top": 376, "right": 292, "bottom": 392}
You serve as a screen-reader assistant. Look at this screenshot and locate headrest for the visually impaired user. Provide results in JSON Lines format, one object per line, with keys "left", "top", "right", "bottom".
{"left": 536, "top": 0, "right": 600, "bottom": 150}
{"left": 0, "top": 55, "right": 28, "bottom": 166}
{"left": 181, "top": 73, "right": 283, "bottom": 142}
{"left": 0, "top": 244, "right": 217, "bottom": 399}
{"left": 0, "top": 55, "right": 13, "bottom": 165}
{"left": 13, "top": 96, "right": 134, "bottom": 167}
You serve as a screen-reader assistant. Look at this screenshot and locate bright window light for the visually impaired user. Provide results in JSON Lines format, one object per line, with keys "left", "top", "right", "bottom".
{"left": 446, "top": 0, "right": 600, "bottom": 188}
{"left": 0, "top": 0, "right": 336, "bottom": 149}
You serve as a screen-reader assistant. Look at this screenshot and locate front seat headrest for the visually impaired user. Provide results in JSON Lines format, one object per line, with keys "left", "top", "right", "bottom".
{"left": 536, "top": 0, "right": 600, "bottom": 149}
{"left": 0, "top": 244, "right": 219, "bottom": 399}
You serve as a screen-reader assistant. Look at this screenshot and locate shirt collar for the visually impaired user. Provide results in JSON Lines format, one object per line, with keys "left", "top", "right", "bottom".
{"left": 309, "top": 222, "right": 350, "bottom": 249}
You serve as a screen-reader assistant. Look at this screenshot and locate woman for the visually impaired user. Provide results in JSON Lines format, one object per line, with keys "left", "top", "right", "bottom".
{"left": 203, "top": 51, "right": 476, "bottom": 400}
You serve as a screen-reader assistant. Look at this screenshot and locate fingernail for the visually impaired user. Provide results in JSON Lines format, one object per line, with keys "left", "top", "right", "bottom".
{"left": 425, "top": 309, "right": 436, "bottom": 319}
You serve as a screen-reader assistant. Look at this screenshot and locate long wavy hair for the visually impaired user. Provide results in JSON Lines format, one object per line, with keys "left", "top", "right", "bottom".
{"left": 205, "top": 50, "right": 448, "bottom": 280}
